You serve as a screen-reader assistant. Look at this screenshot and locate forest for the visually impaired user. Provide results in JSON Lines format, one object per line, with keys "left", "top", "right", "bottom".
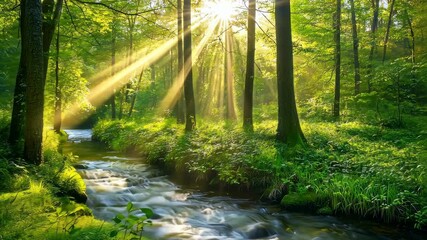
{"left": 0, "top": 0, "right": 426, "bottom": 239}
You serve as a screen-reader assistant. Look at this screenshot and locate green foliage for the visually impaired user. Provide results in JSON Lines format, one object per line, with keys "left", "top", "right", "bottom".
{"left": 94, "top": 112, "right": 427, "bottom": 229}
{"left": 37, "top": 150, "right": 87, "bottom": 202}
{"left": 110, "top": 202, "right": 153, "bottom": 239}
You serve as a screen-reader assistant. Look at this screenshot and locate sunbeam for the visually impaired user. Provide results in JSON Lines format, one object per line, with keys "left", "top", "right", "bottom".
{"left": 63, "top": 15, "right": 211, "bottom": 127}
{"left": 157, "top": 16, "right": 222, "bottom": 113}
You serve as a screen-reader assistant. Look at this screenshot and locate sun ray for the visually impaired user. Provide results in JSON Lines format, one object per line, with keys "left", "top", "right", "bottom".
{"left": 63, "top": 15, "right": 215, "bottom": 127}
{"left": 157, "top": 16, "right": 222, "bottom": 113}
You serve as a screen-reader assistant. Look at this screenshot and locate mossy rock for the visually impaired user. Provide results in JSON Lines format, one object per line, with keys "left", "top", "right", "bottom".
{"left": 317, "top": 206, "right": 333, "bottom": 215}
{"left": 58, "top": 130, "right": 69, "bottom": 143}
{"left": 59, "top": 166, "right": 87, "bottom": 203}
{"left": 281, "top": 192, "right": 329, "bottom": 213}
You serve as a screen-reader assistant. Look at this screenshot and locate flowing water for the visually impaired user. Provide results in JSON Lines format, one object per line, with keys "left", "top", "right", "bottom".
{"left": 62, "top": 129, "right": 424, "bottom": 240}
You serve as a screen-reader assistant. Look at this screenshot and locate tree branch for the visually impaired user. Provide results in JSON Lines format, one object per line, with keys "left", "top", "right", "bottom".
{"left": 71, "top": 0, "right": 159, "bottom": 16}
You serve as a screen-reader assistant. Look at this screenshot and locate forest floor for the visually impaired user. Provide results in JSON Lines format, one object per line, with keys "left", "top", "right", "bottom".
{"left": 93, "top": 114, "right": 427, "bottom": 230}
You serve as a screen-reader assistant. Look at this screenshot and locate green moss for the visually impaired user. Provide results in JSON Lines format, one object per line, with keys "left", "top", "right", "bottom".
{"left": 317, "top": 206, "right": 333, "bottom": 215}
{"left": 281, "top": 192, "right": 329, "bottom": 212}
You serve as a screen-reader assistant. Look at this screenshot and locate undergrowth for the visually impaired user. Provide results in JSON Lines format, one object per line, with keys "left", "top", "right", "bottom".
{"left": 0, "top": 128, "right": 121, "bottom": 239}
{"left": 93, "top": 115, "right": 427, "bottom": 230}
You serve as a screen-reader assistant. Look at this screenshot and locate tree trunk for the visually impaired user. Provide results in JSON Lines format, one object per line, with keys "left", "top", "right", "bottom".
{"left": 42, "top": 0, "right": 63, "bottom": 82}
{"left": 9, "top": 0, "right": 27, "bottom": 151}
{"left": 24, "top": 0, "right": 44, "bottom": 164}
{"left": 243, "top": 0, "right": 256, "bottom": 131}
{"left": 175, "top": 0, "right": 185, "bottom": 124}
{"left": 333, "top": 0, "right": 341, "bottom": 118}
{"left": 151, "top": 65, "right": 156, "bottom": 107}
{"left": 183, "top": 0, "right": 196, "bottom": 131}
{"left": 224, "top": 25, "right": 236, "bottom": 121}
{"left": 110, "top": 19, "right": 117, "bottom": 120}
{"left": 367, "top": 0, "right": 379, "bottom": 92}
{"left": 118, "top": 89, "right": 124, "bottom": 119}
{"left": 382, "top": 0, "right": 396, "bottom": 63}
{"left": 350, "top": 0, "right": 361, "bottom": 95}
{"left": 128, "top": 70, "right": 143, "bottom": 117}
{"left": 53, "top": 20, "right": 61, "bottom": 133}
{"left": 406, "top": 10, "right": 415, "bottom": 64}
{"left": 275, "top": 0, "right": 305, "bottom": 145}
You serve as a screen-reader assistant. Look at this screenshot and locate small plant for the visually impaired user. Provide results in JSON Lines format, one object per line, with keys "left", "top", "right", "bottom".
{"left": 110, "top": 202, "right": 153, "bottom": 240}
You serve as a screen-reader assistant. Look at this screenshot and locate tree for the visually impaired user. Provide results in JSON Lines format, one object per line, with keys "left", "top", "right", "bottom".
{"left": 333, "top": 0, "right": 341, "bottom": 118}
{"left": 23, "top": 0, "right": 44, "bottom": 164}
{"left": 175, "top": 0, "right": 185, "bottom": 124}
{"left": 109, "top": 16, "right": 117, "bottom": 120}
{"left": 349, "top": 0, "right": 361, "bottom": 95}
{"left": 275, "top": 0, "right": 305, "bottom": 145}
{"left": 10, "top": 0, "right": 63, "bottom": 151}
{"left": 42, "top": 0, "right": 64, "bottom": 82}
{"left": 9, "top": 0, "right": 27, "bottom": 151}
{"left": 382, "top": 0, "right": 396, "bottom": 63}
{"left": 367, "top": 0, "right": 380, "bottom": 92}
{"left": 183, "top": 0, "right": 196, "bottom": 131}
{"left": 53, "top": 21, "right": 61, "bottom": 133}
{"left": 243, "top": 0, "right": 256, "bottom": 131}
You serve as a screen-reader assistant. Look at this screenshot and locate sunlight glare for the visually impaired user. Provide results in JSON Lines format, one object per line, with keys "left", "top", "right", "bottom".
{"left": 200, "top": 0, "right": 239, "bottom": 21}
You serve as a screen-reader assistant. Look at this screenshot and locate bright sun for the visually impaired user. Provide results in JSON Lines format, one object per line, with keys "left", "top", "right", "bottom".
{"left": 200, "top": 0, "right": 240, "bottom": 21}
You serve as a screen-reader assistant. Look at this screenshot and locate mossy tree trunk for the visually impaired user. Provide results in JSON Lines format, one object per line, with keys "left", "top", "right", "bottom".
{"left": 275, "top": 0, "right": 305, "bottom": 146}
{"left": 24, "top": 0, "right": 44, "bottom": 164}
{"left": 9, "top": 0, "right": 27, "bottom": 152}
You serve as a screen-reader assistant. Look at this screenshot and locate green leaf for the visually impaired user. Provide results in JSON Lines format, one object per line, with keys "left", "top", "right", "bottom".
{"left": 110, "top": 230, "right": 119, "bottom": 237}
{"left": 127, "top": 202, "right": 134, "bottom": 212}
{"left": 128, "top": 215, "right": 140, "bottom": 222}
{"left": 112, "top": 216, "right": 122, "bottom": 224}
{"left": 140, "top": 208, "right": 154, "bottom": 218}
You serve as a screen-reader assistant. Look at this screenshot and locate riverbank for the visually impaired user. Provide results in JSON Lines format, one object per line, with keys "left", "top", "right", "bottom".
{"left": 0, "top": 130, "right": 116, "bottom": 239}
{"left": 93, "top": 117, "right": 427, "bottom": 230}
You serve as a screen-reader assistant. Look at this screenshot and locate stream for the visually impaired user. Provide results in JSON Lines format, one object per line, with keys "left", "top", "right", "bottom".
{"left": 62, "top": 129, "right": 423, "bottom": 239}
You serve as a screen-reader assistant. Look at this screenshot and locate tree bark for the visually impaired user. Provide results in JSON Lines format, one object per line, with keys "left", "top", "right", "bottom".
{"left": 349, "top": 0, "right": 361, "bottom": 95}
{"left": 243, "top": 0, "right": 256, "bottom": 131}
{"left": 175, "top": 0, "right": 185, "bottom": 124}
{"left": 183, "top": 0, "right": 196, "bottom": 131}
{"left": 53, "top": 20, "right": 61, "bottom": 133}
{"left": 42, "top": 0, "right": 63, "bottom": 82}
{"left": 333, "top": 0, "right": 341, "bottom": 118}
{"left": 24, "top": 0, "right": 44, "bottom": 164}
{"left": 275, "top": 0, "right": 305, "bottom": 145}
{"left": 9, "top": 0, "right": 27, "bottom": 151}
{"left": 382, "top": 0, "right": 395, "bottom": 63}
